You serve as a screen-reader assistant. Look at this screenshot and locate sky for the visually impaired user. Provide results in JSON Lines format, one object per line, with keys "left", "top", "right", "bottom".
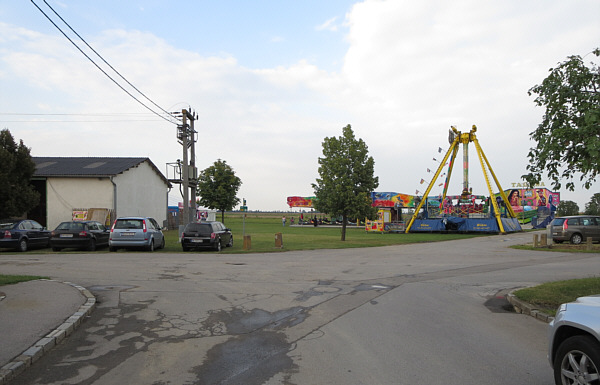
{"left": 1, "top": 0, "right": 599, "bottom": 212}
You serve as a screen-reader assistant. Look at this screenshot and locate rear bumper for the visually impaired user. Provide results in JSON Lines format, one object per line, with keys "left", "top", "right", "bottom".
{"left": 50, "top": 238, "right": 91, "bottom": 249}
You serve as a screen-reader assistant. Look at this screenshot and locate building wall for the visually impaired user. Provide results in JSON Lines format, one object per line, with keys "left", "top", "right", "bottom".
{"left": 113, "top": 160, "right": 168, "bottom": 226}
{"left": 46, "top": 177, "right": 113, "bottom": 229}
{"left": 44, "top": 160, "right": 168, "bottom": 229}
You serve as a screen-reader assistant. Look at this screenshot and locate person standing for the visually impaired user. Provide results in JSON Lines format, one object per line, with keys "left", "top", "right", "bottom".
{"left": 282, "top": 216, "right": 286, "bottom": 226}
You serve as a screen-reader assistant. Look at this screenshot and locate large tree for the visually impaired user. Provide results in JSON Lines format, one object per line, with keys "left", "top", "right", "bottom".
{"left": 524, "top": 48, "right": 600, "bottom": 191}
{"left": 196, "top": 159, "right": 241, "bottom": 223}
{"left": 556, "top": 200, "right": 579, "bottom": 217}
{"left": 312, "top": 124, "right": 379, "bottom": 241}
{"left": 0, "top": 129, "right": 39, "bottom": 218}
{"left": 584, "top": 193, "right": 600, "bottom": 215}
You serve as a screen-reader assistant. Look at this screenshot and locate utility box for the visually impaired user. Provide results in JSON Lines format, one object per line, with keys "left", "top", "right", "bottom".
{"left": 275, "top": 233, "right": 283, "bottom": 248}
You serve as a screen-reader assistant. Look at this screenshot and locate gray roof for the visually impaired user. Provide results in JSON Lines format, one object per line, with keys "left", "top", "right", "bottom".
{"left": 33, "top": 157, "right": 170, "bottom": 186}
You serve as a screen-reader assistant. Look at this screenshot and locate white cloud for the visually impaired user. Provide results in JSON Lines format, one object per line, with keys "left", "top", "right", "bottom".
{"left": 316, "top": 17, "right": 339, "bottom": 32}
{"left": 1, "top": 0, "right": 599, "bottom": 211}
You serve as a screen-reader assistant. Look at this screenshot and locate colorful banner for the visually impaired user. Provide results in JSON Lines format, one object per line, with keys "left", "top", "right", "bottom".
{"left": 501, "top": 188, "right": 560, "bottom": 213}
{"left": 371, "top": 192, "right": 417, "bottom": 208}
{"left": 286, "top": 196, "right": 316, "bottom": 208}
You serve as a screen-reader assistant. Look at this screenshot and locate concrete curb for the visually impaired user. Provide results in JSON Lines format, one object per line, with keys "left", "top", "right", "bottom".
{"left": 0, "top": 280, "right": 96, "bottom": 385}
{"left": 507, "top": 291, "right": 555, "bottom": 324}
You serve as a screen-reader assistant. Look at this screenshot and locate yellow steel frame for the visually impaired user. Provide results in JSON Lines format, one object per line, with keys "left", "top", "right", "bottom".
{"left": 404, "top": 125, "right": 516, "bottom": 234}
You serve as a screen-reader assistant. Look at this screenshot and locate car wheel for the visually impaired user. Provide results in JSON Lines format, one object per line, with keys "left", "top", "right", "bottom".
{"left": 88, "top": 239, "right": 96, "bottom": 251}
{"left": 227, "top": 236, "right": 233, "bottom": 247}
{"left": 52, "top": 247, "right": 62, "bottom": 252}
{"left": 182, "top": 246, "right": 189, "bottom": 252}
{"left": 160, "top": 237, "right": 165, "bottom": 249}
{"left": 554, "top": 335, "right": 600, "bottom": 385}
{"left": 214, "top": 238, "right": 222, "bottom": 252}
{"left": 570, "top": 233, "right": 583, "bottom": 245}
{"left": 17, "top": 238, "right": 28, "bottom": 252}
{"left": 147, "top": 239, "right": 155, "bottom": 252}
{"left": 109, "top": 246, "right": 117, "bottom": 252}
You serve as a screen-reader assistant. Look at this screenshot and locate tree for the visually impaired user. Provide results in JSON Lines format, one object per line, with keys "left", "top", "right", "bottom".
{"left": 312, "top": 124, "right": 379, "bottom": 241}
{"left": 0, "top": 129, "right": 39, "bottom": 218}
{"left": 196, "top": 159, "right": 241, "bottom": 223}
{"left": 584, "top": 193, "right": 600, "bottom": 215}
{"left": 556, "top": 200, "right": 579, "bottom": 217}
{"left": 524, "top": 48, "right": 600, "bottom": 191}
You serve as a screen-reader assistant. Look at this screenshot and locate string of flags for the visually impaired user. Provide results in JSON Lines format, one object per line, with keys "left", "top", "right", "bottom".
{"left": 416, "top": 145, "right": 448, "bottom": 195}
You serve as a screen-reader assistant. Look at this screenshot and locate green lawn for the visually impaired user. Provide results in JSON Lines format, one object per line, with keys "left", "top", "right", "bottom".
{"left": 0, "top": 275, "right": 47, "bottom": 286}
{"left": 161, "top": 212, "right": 483, "bottom": 253}
{"left": 513, "top": 277, "right": 600, "bottom": 315}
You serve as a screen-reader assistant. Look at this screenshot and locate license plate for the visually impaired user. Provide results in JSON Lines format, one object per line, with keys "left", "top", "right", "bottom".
{"left": 191, "top": 239, "right": 204, "bottom": 243}
{"left": 60, "top": 234, "right": 73, "bottom": 238}
{"left": 122, "top": 232, "right": 135, "bottom": 236}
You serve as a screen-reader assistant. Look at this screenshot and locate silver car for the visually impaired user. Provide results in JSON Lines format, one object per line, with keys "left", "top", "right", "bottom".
{"left": 548, "top": 295, "right": 600, "bottom": 385}
{"left": 109, "top": 217, "right": 165, "bottom": 252}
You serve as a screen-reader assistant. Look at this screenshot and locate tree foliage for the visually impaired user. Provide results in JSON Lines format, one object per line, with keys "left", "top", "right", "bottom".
{"left": 312, "top": 125, "right": 379, "bottom": 241}
{"left": 196, "top": 159, "right": 241, "bottom": 223}
{"left": 556, "top": 200, "right": 579, "bottom": 217}
{"left": 524, "top": 48, "right": 600, "bottom": 191}
{"left": 0, "top": 129, "right": 39, "bottom": 218}
{"left": 584, "top": 193, "right": 600, "bottom": 215}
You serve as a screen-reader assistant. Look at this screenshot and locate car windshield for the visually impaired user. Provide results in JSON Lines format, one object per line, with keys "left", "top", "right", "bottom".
{"left": 114, "top": 219, "right": 144, "bottom": 229}
{"left": 0, "top": 221, "right": 17, "bottom": 229}
{"left": 56, "top": 222, "right": 86, "bottom": 231}
{"left": 185, "top": 223, "right": 213, "bottom": 236}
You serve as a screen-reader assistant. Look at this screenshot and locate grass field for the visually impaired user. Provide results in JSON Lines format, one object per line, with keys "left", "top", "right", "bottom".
{"left": 514, "top": 277, "right": 600, "bottom": 315}
{"left": 161, "top": 212, "right": 483, "bottom": 253}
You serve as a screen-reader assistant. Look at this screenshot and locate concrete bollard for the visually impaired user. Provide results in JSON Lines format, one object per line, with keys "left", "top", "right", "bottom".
{"left": 586, "top": 237, "right": 593, "bottom": 251}
{"left": 533, "top": 234, "right": 539, "bottom": 247}
{"left": 275, "top": 233, "right": 283, "bottom": 248}
{"left": 243, "top": 235, "right": 251, "bottom": 250}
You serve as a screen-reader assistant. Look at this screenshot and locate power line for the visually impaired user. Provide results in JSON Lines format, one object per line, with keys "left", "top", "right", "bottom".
{"left": 30, "top": 0, "right": 180, "bottom": 126}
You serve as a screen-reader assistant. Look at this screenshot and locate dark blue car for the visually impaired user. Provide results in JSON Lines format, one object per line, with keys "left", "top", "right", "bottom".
{"left": 0, "top": 219, "right": 51, "bottom": 252}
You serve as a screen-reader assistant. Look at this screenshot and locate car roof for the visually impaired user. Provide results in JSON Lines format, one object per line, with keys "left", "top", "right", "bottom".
{"left": 556, "top": 215, "right": 600, "bottom": 219}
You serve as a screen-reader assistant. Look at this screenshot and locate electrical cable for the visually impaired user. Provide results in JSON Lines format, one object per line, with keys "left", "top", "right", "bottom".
{"left": 40, "top": 0, "right": 177, "bottom": 121}
{"left": 29, "top": 0, "right": 180, "bottom": 125}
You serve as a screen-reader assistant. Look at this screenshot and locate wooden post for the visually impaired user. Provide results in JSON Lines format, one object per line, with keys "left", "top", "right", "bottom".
{"left": 275, "top": 233, "right": 283, "bottom": 248}
{"left": 533, "top": 234, "right": 539, "bottom": 247}
{"left": 586, "top": 237, "right": 593, "bottom": 251}
{"left": 540, "top": 233, "right": 547, "bottom": 246}
{"left": 243, "top": 235, "right": 251, "bottom": 250}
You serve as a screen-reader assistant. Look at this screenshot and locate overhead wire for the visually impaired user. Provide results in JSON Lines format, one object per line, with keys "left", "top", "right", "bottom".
{"left": 29, "top": 0, "right": 180, "bottom": 125}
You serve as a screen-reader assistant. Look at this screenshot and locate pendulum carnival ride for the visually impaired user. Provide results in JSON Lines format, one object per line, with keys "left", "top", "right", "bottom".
{"left": 405, "top": 125, "right": 522, "bottom": 234}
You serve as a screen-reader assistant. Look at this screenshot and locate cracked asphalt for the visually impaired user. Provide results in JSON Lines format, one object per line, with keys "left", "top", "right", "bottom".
{"left": 2, "top": 232, "right": 598, "bottom": 384}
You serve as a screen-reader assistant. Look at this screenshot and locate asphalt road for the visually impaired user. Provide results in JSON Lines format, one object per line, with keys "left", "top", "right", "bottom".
{"left": 2, "top": 231, "right": 598, "bottom": 385}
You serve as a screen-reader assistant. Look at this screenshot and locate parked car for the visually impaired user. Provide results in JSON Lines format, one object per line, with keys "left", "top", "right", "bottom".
{"left": 109, "top": 217, "right": 165, "bottom": 252}
{"left": 548, "top": 295, "right": 600, "bottom": 385}
{"left": 0, "top": 219, "right": 51, "bottom": 252}
{"left": 181, "top": 221, "right": 233, "bottom": 251}
{"left": 551, "top": 215, "right": 600, "bottom": 244}
{"left": 50, "top": 221, "right": 110, "bottom": 251}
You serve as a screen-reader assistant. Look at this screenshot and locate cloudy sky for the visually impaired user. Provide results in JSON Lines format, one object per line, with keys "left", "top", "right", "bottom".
{"left": 1, "top": 1, "right": 599, "bottom": 211}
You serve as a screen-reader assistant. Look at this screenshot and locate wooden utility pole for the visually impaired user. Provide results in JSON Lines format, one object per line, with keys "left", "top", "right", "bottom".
{"left": 179, "top": 109, "right": 197, "bottom": 227}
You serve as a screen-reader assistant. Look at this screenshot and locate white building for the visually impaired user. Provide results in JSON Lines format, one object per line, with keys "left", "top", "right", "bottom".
{"left": 32, "top": 157, "right": 170, "bottom": 230}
